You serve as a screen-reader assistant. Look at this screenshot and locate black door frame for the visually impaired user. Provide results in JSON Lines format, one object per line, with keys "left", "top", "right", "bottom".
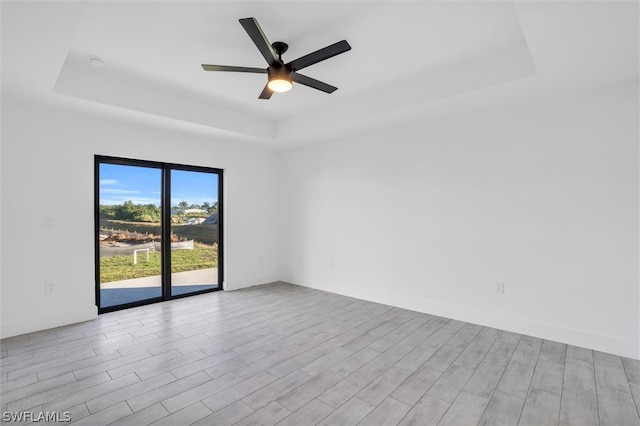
{"left": 94, "top": 155, "right": 224, "bottom": 313}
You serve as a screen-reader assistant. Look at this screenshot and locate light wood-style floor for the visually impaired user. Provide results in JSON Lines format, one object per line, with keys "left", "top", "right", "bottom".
{"left": 1, "top": 282, "right": 639, "bottom": 425}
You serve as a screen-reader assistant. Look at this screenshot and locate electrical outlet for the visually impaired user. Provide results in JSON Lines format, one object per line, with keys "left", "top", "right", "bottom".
{"left": 44, "top": 217, "right": 54, "bottom": 229}
{"left": 496, "top": 282, "right": 505, "bottom": 294}
{"left": 45, "top": 282, "right": 55, "bottom": 293}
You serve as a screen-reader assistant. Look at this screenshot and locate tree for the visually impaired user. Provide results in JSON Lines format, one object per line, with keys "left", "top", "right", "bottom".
{"left": 178, "top": 200, "right": 188, "bottom": 210}
{"left": 99, "top": 205, "right": 116, "bottom": 219}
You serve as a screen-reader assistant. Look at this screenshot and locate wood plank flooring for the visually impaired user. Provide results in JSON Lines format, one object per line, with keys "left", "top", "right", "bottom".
{"left": 1, "top": 282, "right": 639, "bottom": 425}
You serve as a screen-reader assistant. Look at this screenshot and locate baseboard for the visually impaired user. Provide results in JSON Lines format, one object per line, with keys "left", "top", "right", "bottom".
{"left": 281, "top": 274, "right": 639, "bottom": 360}
{"left": 224, "top": 274, "right": 281, "bottom": 291}
{"left": 0, "top": 305, "right": 98, "bottom": 339}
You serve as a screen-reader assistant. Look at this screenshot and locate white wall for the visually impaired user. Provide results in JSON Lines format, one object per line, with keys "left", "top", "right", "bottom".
{"left": 2, "top": 82, "right": 638, "bottom": 359}
{"left": 277, "top": 82, "right": 639, "bottom": 359}
{"left": 0, "top": 97, "right": 279, "bottom": 338}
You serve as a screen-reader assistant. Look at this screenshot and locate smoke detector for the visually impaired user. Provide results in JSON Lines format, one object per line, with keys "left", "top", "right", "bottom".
{"left": 89, "top": 56, "right": 105, "bottom": 67}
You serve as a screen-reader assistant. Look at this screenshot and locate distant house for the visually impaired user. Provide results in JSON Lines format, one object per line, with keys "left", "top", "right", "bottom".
{"left": 185, "top": 217, "right": 206, "bottom": 225}
{"left": 170, "top": 208, "right": 207, "bottom": 215}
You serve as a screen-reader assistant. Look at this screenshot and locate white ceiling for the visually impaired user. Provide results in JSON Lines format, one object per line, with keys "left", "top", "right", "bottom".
{"left": 2, "top": 1, "right": 638, "bottom": 149}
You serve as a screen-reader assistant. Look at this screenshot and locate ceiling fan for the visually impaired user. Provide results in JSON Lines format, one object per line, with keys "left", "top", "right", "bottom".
{"left": 201, "top": 17, "right": 351, "bottom": 99}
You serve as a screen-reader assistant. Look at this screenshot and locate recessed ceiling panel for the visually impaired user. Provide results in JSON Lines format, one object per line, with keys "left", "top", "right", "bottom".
{"left": 53, "top": 1, "right": 530, "bottom": 135}
{"left": 12, "top": 1, "right": 631, "bottom": 145}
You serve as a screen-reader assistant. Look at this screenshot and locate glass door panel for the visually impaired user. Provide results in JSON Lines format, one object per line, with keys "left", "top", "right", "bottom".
{"left": 169, "top": 170, "right": 220, "bottom": 296}
{"left": 98, "top": 163, "right": 163, "bottom": 308}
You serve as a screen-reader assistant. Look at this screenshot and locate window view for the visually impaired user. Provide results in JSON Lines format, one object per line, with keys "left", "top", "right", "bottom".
{"left": 96, "top": 157, "right": 222, "bottom": 311}
{"left": 170, "top": 169, "right": 220, "bottom": 296}
{"left": 98, "top": 164, "right": 163, "bottom": 308}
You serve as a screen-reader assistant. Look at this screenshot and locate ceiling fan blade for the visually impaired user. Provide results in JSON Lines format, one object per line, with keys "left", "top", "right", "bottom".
{"left": 239, "top": 17, "right": 279, "bottom": 67}
{"left": 286, "top": 40, "right": 351, "bottom": 72}
{"left": 202, "top": 64, "right": 267, "bottom": 73}
{"left": 292, "top": 73, "right": 338, "bottom": 93}
{"left": 259, "top": 84, "right": 273, "bottom": 99}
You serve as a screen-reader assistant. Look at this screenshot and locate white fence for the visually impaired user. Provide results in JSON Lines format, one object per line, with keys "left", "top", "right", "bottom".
{"left": 99, "top": 242, "right": 155, "bottom": 258}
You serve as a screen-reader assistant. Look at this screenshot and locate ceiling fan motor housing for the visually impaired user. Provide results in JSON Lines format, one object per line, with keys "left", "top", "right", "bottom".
{"left": 268, "top": 65, "right": 292, "bottom": 80}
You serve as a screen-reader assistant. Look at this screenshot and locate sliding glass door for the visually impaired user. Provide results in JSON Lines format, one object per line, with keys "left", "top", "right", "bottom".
{"left": 97, "top": 163, "right": 164, "bottom": 309}
{"left": 95, "top": 156, "right": 223, "bottom": 313}
{"left": 170, "top": 170, "right": 220, "bottom": 296}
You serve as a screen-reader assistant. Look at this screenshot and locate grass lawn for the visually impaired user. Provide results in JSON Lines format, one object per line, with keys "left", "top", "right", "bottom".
{"left": 100, "top": 247, "right": 218, "bottom": 283}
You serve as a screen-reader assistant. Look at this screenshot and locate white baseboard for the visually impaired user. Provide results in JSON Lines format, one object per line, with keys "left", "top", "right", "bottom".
{"left": 281, "top": 274, "right": 639, "bottom": 360}
{"left": 1, "top": 306, "right": 98, "bottom": 339}
{"left": 224, "top": 274, "right": 281, "bottom": 291}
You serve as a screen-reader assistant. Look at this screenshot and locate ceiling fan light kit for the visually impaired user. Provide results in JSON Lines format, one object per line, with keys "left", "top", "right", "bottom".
{"left": 201, "top": 17, "right": 351, "bottom": 99}
{"left": 267, "top": 66, "right": 292, "bottom": 93}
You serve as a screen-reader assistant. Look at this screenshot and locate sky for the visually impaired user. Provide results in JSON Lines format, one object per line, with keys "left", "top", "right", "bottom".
{"left": 99, "top": 163, "right": 219, "bottom": 207}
